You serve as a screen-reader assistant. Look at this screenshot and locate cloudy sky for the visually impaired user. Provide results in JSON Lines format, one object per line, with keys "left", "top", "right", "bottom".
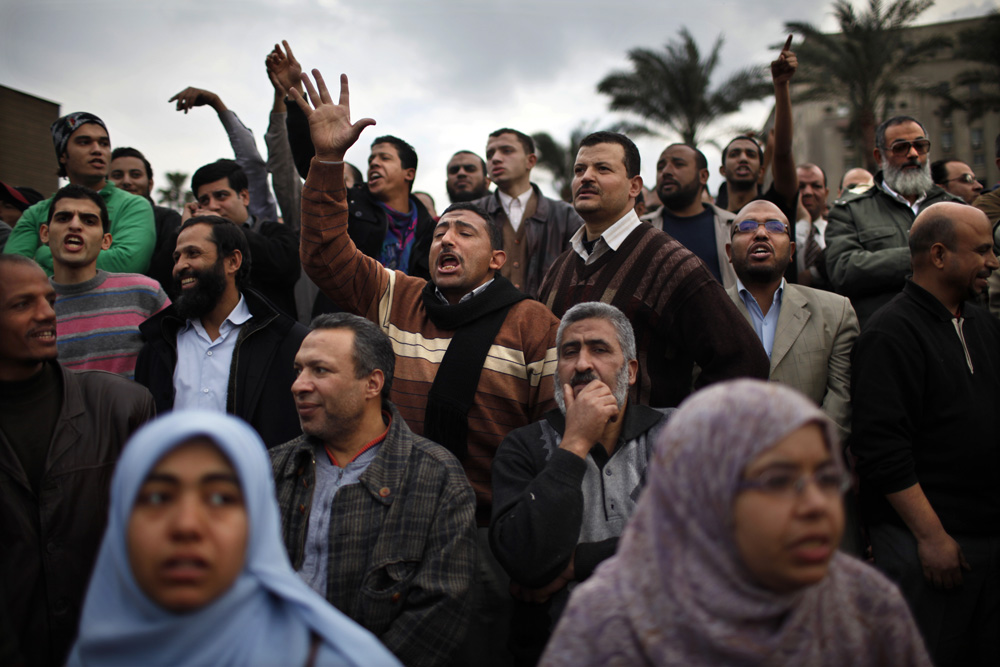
{"left": 1, "top": 0, "right": 991, "bottom": 211}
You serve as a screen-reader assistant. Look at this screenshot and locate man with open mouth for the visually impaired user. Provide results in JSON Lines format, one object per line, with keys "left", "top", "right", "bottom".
{"left": 3, "top": 112, "right": 155, "bottom": 276}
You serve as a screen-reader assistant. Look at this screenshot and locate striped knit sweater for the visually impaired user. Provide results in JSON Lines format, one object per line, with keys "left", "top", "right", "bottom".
{"left": 301, "top": 160, "right": 558, "bottom": 523}
{"left": 538, "top": 223, "right": 770, "bottom": 407}
{"left": 53, "top": 271, "right": 169, "bottom": 379}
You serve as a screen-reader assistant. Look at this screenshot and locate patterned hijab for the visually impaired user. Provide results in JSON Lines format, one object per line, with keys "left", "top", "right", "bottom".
{"left": 542, "top": 379, "right": 931, "bottom": 666}
{"left": 67, "top": 410, "right": 400, "bottom": 667}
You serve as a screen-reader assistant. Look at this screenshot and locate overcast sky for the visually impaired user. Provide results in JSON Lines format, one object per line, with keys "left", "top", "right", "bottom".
{"left": 1, "top": 0, "right": 992, "bottom": 210}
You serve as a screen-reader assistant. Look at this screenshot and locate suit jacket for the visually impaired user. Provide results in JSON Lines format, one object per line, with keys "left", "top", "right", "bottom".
{"left": 727, "top": 282, "right": 858, "bottom": 439}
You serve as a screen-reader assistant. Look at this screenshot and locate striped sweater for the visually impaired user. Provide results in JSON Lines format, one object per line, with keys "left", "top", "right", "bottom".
{"left": 53, "top": 271, "right": 169, "bottom": 379}
{"left": 301, "top": 160, "right": 558, "bottom": 523}
{"left": 538, "top": 223, "right": 770, "bottom": 407}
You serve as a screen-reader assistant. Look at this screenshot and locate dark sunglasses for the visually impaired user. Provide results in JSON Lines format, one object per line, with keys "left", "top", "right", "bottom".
{"left": 888, "top": 139, "right": 931, "bottom": 156}
{"left": 732, "top": 219, "right": 789, "bottom": 236}
{"left": 448, "top": 164, "right": 480, "bottom": 175}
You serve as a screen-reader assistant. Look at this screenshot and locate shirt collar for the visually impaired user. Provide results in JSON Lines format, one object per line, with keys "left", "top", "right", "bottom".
{"left": 434, "top": 277, "right": 495, "bottom": 305}
{"left": 736, "top": 276, "right": 786, "bottom": 305}
{"left": 179, "top": 293, "right": 252, "bottom": 334}
{"left": 498, "top": 186, "right": 533, "bottom": 215}
{"left": 880, "top": 178, "right": 927, "bottom": 211}
{"left": 569, "top": 208, "right": 642, "bottom": 260}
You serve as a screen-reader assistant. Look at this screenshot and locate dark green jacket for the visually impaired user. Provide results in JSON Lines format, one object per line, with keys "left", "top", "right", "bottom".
{"left": 825, "top": 172, "right": 959, "bottom": 324}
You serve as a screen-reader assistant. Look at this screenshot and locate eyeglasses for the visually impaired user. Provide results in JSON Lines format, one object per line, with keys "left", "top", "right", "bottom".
{"left": 888, "top": 139, "right": 931, "bottom": 156}
{"left": 942, "top": 173, "right": 978, "bottom": 185}
{"left": 738, "top": 466, "right": 851, "bottom": 499}
{"left": 448, "top": 164, "right": 480, "bottom": 175}
{"left": 732, "top": 219, "right": 789, "bottom": 236}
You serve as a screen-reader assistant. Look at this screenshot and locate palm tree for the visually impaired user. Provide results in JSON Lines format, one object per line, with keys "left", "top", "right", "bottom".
{"left": 156, "top": 172, "right": 194, "bottom": 212}
{"left": 934, "top": 11, "right": 1000, "bottom": 122}
{"left": 596, "top": 27, "right": 772, "bottom": 146}
{"left": 785, "top": 0, "right": 951, "bottom": 171}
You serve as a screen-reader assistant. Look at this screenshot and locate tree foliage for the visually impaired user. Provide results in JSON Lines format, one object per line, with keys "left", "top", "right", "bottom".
{"left": 156, "top": 172, "right": 194, "bottom": 212}
{"left": 934, "top": 11, "right": 1000, "bottom": 122}
{"left": 786, "top": 0, "right": 950, "bottom": 171}
{"left": 596, "top": 27, "right": 772, "bottom": 146}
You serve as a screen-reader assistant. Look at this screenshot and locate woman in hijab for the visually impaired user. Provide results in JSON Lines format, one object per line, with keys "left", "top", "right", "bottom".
{"left": 68, "top": 410, "right": 400, "bottom": 667}
{"left": 541, "top": 379, "right": 930, "bottom": 666}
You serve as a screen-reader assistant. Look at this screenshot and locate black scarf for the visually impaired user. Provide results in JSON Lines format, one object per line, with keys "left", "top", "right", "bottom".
{"left": 421, "top": 276, "right": 527, "bottom": 459}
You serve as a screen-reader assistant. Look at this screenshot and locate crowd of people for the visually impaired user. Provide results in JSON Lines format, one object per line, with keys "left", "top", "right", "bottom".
{"left": 1, "top": 34, "right": 998, "bottom": 667}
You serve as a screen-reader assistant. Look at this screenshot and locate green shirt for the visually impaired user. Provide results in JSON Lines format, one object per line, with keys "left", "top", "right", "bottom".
{"left": 3, "top": 181, "right": 155, "bottom": 275}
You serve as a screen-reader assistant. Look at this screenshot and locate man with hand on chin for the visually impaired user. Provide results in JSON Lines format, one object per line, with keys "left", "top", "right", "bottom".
{"left": 490, "top": 302, "right": 672, "bottom": 666}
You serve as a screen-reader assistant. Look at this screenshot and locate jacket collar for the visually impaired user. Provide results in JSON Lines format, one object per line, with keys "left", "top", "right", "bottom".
{"left": 902, "top": 279, "right": 976, "bottom": 323}
{"left": 486, "top": 183, "right": 549, "bottom": 222}
{"left": 139, "top": 288, "right": 277, "bottom": 342}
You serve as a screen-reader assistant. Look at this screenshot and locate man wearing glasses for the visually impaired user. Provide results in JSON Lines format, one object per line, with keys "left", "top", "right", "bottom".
{"left": 724, "top": 200, "right": 858, "bottom": 443}
{"left": 931, "top": 159, "right": 984, "bottom": 206}
{"left": 825, "top": 115, "right": 961, "bottom": 324}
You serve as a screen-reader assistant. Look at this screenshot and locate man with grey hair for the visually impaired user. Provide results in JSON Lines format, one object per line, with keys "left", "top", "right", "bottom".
{"left": 490, "top": 301, "right": 672, "bottom": 665}
{"left": 826, "top": 115, "right": 960, "bottom": 324}
{"left": 270, "top": 312, "right": 477, "bottom": 666}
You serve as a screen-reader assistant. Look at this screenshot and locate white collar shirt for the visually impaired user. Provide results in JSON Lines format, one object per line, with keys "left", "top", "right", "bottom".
{"left": 569, "top": 208, "right": 642, "bottom": 265}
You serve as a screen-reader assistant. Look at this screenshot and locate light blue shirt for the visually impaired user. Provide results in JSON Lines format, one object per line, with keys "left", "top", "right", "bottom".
{"left": 172, "top": 295, "right": 252, "bottom": 412}
{"left": 299, "top": 442, "right": 383, "bottom": 596}
{"left": 736, "top": 278, "right": 785, "bottom": 359}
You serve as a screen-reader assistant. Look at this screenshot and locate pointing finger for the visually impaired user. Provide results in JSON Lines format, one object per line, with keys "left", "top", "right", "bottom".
{"left": 782, "top": 35, "right": 793, "bottom": 52}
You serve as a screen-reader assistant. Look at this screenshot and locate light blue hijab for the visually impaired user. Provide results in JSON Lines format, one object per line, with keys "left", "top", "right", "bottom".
{"left": 67, "top": 410, "right": 400, "bottom": 667}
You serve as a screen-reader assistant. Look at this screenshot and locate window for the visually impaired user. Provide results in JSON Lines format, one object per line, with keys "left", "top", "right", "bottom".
{"left": 941, "top": 131, "right": 954, "bottom": 152}
{"left": 971, "top": 128, "right": 984, "bottom": 150}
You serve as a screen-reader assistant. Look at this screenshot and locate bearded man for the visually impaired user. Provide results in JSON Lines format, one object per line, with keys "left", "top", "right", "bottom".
{"left": 135, "top": 216, "right": 307, "bottom": 446}
{"left": 489, "top": 301, "right": 673, "bottom": 665}
{"left": 825, "top": 115, "right": 961, "bottom": 324}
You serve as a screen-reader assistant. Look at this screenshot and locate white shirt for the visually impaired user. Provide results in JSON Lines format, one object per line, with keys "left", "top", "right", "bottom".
{"left": 569, "top": 209, "right": 642, "bottom": 265}
{"left": 498, "top": 187, "right": 533, "bottom": 233}
{"left": 795, "top": 216, "right": 827, "bottom": 273}
{"left": 173, "top": 295, "right": 252, "bottom": 412}
{"left": 880, "top": 179, "right": 927, "bottom": 216}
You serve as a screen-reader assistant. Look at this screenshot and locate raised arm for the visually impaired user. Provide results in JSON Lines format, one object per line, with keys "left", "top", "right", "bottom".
{"left": 768, "top": 36, "right": 798, "bottom": 206}
{"left": 169, "top": 86, "right": 278, "bottom": 222}
{"left": 265, "top": 42, "right": 303, "bottom": 231}
{"left": 270, "top": 41, "right": 316, "bottom": 179}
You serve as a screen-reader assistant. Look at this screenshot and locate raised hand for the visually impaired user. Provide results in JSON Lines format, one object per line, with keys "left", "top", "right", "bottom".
{"left": 290, "top": 69, "right": 376, "bottom": 163}
{"left": 266, "top": 40, "right": 303, "bottom": 95}
{"left": 560, "top": 379, "right": 621, "bottom": 458}
{"left": 169, "top": 87, "right": 226, "bottom": 114}
{"left": 771, "top": 35, "right": 797, "bottom": 85}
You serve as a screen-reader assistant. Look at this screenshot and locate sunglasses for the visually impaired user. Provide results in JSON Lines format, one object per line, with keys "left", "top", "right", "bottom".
{"left": 943, "top": 173, "right": 978, "bottom": 185}
{"left": 888, "top": 139, "right": 931, "bottom": 156}
{"left": 448, "top": 164, "right": 480, "bottom": 175}
{"left": 732, "top": 219, "right": 789, "bottom": 236}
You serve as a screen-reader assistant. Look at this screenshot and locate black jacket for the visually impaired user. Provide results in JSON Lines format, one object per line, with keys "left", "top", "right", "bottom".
{"left": 286, "top": 101, "right": 434, "bottom": 281}
{"left": 135, "top": 287, "right": 308, "bottom": 447}
{"left": 0, "top": 364, "right": 154, "bottom": 666}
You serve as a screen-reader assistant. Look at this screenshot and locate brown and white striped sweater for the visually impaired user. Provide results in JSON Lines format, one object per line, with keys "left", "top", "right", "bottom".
{"left": 538, "top": 222, "right": 769, "bottom": 407}
{"left": 301, "top": 160, "right": 558, "bottom": 523}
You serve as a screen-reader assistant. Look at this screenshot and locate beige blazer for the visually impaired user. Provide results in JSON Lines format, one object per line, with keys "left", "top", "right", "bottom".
{"left": 726, "top": 282, "right": 859, "bottom": 439}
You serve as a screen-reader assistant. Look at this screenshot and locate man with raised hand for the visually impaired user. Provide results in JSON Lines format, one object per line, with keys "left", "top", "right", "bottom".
{"left": 292, "top": 68, "right": 559, "bottom": 667}
{"left": 4, "top": 112, "right": 155, "bottom": 275}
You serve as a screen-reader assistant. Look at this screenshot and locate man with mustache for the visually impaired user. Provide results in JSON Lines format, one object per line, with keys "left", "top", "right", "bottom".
{"left": 643, "top": 143, "right": 736, "bottom": 287}
{"left": 4, "top": 112, "right": 155, "bottom": 275}
{"left": 292, "top": 69, "right": 560, "bottom": 666}
{"left": 474, "top": 129, "right": 582, "bottom": 297}
{"left": 135, "top": 216, "right": 307, "bottom": 447}
{"left": 490, "top": 301, "right": 672, "bottom": 665}
{"left": 825, "top": 115, "right": 961, "bottom": 324}
{"left": 537, "top": 131, "right": 769, "bottom": 408}
{"left": 852, "top": 202, "right": 1000, "bottom": 666}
